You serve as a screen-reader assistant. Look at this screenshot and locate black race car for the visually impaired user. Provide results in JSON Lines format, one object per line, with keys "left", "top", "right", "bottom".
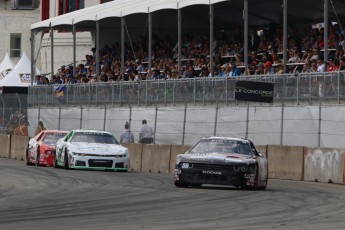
{"left": 174, "top": 137, "right": 268, "bottom": 189}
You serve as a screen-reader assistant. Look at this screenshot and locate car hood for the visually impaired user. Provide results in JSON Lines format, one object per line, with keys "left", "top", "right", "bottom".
{"left": 68, "top": 142, "right": 128, "bottom": 155}
{"left": 178, "top": 152, "right": 256, "bottom": 164}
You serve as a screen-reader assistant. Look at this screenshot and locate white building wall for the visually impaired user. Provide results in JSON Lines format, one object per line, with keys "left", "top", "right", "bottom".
{"left": 0, "top": 0, "right": 40, "bottom": 65}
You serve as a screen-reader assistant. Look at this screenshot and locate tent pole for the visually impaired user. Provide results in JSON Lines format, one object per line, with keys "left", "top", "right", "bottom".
{"left": 209, "top": 3, "right": 214, "bottom": 77}
{"left": 121, "top": 17, "right": 125, "bottom": 81}
{"left": 30, "top": 29, "right": 35, "bottom": 86}
{"left": 50, "top": 25, "right": 54, "bottom": 79}
{"left": 283, "top": 0, "right": 287, "bottom": 73}
{"left": 324, "top": 0, "right": 329, "bottom": 64}
{"left": 73, "top": 23, "right": 76, "bottom": 77}
{"left": 148, "top": 12, "right": 152, "bottom": 79}
{"left": 178, "top": 7, "right": 182, "bottom": 78}
{"left": 96, "top": 20, "right": 100, "bottom": 77}
{"left": 244, "top": 0, "right": 248, "bottom": 75}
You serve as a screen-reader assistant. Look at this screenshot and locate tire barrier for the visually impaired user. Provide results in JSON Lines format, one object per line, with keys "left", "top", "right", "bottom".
{"left": 4, "top": 134, "right": 345, "bottom": 185}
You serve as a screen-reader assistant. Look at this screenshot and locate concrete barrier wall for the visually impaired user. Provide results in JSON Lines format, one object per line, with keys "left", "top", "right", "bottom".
{"left": 0, "top": 135, "right": 11, "bottom": 158}
{"left": 6, "top": 136, "right": 345, "bottom": 185}
{"left": 10, "top": 135, "right": 29, "bottom": 160}
{"left": 267, "top": 145, "right": 304, "bottom": 181}
{"left": 122, "top": 143, "right": 143, "bottom": 172}
{"left": 304, "top": 148, "right": 344, "bottom": 184}
{"left": 169, "top": 145, "right": 192, "bottom": 174}
{"left": 141, "top": 144, "right": 171, "bottom": 173}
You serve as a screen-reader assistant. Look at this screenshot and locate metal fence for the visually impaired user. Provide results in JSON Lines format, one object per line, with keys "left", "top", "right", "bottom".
{"left": 0, "top": 93, "right": 28, "bottom": 134}
{"left": 28, "top": 103, "right": 345, "bottom": 148}
{"left": 28, "top": 71, "right": 345, "bottom": 107}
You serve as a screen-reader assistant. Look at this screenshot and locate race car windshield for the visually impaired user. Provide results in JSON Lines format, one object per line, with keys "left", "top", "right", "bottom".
{"left": 71, "top": 132, "right": 118, "bottom": 144}
{"left": 44, "top": 133, "right": 67, "bottom": 145}
{"left": 190, "top": 139, "right": 252, "bottom": 156}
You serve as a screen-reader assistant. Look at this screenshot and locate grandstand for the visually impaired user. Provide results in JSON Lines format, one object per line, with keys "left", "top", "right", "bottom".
{"left": 22, "top": 0, "right": 345, "bottom": 148}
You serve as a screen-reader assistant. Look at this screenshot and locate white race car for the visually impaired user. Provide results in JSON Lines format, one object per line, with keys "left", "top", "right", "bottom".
{"left": 55, "top": 129, "right": 129, "bottom": 171}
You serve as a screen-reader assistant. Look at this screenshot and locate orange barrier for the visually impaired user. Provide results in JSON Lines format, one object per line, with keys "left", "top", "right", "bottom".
{"left": 141, "top": 144, "right": 171, "bottom": 173}
{"left": 0, "top": 135, "right": 11, "bottom": 158}
{"left": 304, "top": 147, "right": 345, "bottom": 184}
{"left": 10, "top": 135, "right": 29, "bottom": 160}
{"left": 267, "top": 145, "right": 304, "bottom": 181}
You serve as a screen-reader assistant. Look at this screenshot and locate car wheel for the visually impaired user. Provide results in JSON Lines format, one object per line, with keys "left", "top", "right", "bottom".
{"left": 174, "top": 181, "right": 189, "bottom": 188}
{"left": 190, "top": 184, "right": 202, "bottom": 188}
{"left": 63, "top": 150, "right": 69, "bottom": 170}
{"left": 26, "top": 148, "right": 32, "bottom": 166}
{"left": 36, "top": 148, "right": 40, "bottom": 166}
{"left": 54, "top": 154, "right": 59, "bottom": 168}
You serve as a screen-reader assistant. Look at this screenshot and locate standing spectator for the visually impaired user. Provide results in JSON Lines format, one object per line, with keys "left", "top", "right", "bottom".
{"left": 120, "top": 122, "right": 134, "bottom": 143}
{"left": 35, "top": 120, "right": 46, "bottom": 136}
{"left": 139, "top": 119, "right": 153, "bottom": 144}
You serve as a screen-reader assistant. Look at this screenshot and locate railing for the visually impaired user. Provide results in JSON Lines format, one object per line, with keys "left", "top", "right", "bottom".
{"left": 0, "top": 93, "right": 28, "bottom": 134}
{"left": 28, "top": 71, "right": 345, "bottom": 107}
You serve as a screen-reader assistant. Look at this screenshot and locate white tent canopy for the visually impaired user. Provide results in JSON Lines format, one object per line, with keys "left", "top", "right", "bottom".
{"left": 0, "top": 53, "right": 14, "bottom": 72}
{"left": 31, "top": 0, "right": 228, "bottom": 29}
{"left": 31, "top": 0, "right": 345, "bottom": 30}
{"left": 0, "top": 53, "right": 14, "bottom": 80}
{"left": 0, "top": 52, "right": 39, "bottom": 87}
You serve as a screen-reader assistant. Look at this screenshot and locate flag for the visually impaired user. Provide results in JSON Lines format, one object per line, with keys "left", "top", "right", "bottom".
{"left": 54, "top": 85, "right": 66, "bottom": 103}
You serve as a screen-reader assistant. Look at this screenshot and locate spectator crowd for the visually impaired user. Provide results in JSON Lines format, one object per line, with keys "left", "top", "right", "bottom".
{"left": 35, "top": 23, "right": 345, "bottom": 85}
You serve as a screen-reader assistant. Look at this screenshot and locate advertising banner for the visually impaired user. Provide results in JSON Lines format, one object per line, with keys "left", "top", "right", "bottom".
{"left": 235, "top": 81, "right": 274, "bottom": 103}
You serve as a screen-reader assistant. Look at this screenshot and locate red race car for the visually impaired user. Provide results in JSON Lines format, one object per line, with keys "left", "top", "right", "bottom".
{"left": 26, "top": 130, "right": 68, "bottom": 166}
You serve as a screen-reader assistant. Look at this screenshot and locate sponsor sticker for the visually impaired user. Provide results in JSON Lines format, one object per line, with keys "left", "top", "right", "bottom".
{"left": 202, "top": 170, "right": 222, "bottom": 175}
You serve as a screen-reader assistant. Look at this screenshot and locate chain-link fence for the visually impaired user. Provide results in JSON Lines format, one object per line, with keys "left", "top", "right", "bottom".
{"left": 28, "top": 72, "right": 345, "bottom": 107}
{"left": 0, "top": 93, "right": 28, "bottom": 134}
{"left": 28, "top": 103, "right": 345, "bottom": 148}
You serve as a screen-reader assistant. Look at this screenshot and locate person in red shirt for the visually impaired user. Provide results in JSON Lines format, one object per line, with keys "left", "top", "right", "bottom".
{"left": 327, "top": 59, "right": 339, "bottom": 72}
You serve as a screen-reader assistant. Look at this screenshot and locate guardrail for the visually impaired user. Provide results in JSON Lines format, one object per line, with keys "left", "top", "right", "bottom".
{"left": 28, "top": 71, "right": 345, "bottom": 107}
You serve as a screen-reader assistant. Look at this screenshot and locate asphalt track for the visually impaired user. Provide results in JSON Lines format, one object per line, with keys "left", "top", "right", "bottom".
{"left": 1, "top": 158, "right": 345, "bottom": 230}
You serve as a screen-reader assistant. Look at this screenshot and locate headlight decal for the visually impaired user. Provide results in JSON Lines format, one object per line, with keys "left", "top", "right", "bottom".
{"left": 180, "top": 162, "right": 193, "bottom": 169}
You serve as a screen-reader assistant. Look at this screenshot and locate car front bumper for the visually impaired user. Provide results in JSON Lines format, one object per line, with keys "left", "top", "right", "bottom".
{"left": 70, "top": 155, "right": 129, "bottom": 171}
{"left": 174, "top": 164, "right": 257, "bottom": 187}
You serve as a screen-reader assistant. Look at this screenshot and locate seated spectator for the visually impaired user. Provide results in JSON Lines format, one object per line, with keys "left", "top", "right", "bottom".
{"left": 185, "top": 66, "right": 197, "bottom": 78}
{"left": 327, "top": 59, "right": 339, "bottom": 72}
{"left": 263, "top": 62, "right": 274, "bottom": 74}
{"left": 229, "top": 62, "right": 241, "bottom": 77}
{"left": 310, "top": 59, "right": 318, "bottom": 72}
{"left": 317, "top": 58, "right": 326, "bottom": 72}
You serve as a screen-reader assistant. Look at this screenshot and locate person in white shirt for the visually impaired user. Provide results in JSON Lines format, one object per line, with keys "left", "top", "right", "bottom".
{"left": 120, "top": 122, "right": 134, "bottom": 143}
{"left": 139, "top": 119, "right": 154, "bottom": 144}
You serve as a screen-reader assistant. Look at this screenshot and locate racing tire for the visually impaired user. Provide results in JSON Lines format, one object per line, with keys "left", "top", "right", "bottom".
{"left": 36, "top": 148, "right": 40, "bottom": 166}
{"left": 54, "top": 154, "right": 59, "bottom": 168}
{"left": 63, "top": 150, "right": 69, "bottom": 170}
{"left": 174, "top": 181, "right": 189, "bottom": 188}
{"left": 190, "top": 184, "right": 202, "bottom": 188}
{"left": 26, "top": 148, "right": 33, "bottom": 166}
